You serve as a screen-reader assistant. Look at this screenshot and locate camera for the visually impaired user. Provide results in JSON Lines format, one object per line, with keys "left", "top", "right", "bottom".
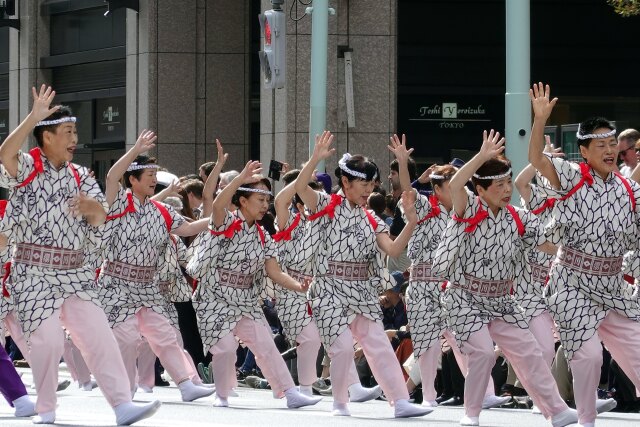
{"left": 268, "top": 160, "right": 284, "bottom": 181}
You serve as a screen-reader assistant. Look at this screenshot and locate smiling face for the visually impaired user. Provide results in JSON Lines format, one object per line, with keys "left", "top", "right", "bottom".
{"left": 130, "top": 168, "right": 158, "bottom": 198}
{"left": 42, "top": 123, "right": 78, "bottom": 168}
{"left": 238, "top": 183, "right": 271, "bottom": 222}
{"left": 476, "top": 176, "right": 513, "bottom": 213}
{"left": 580, "top": 128, "right": 618, "bottom": 178}
{"left": 342, "top": 176, "right": 376, "bottom": 207}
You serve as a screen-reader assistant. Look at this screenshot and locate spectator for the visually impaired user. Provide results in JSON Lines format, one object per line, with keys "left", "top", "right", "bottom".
{"left": 617, "top": 128, "right": 639, "bottom": 177}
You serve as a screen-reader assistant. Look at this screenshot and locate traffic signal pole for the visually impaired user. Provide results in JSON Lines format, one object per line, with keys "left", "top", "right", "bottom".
{"left": 505, "top": 0, "right": 531, "bottom": 203}
{"left": 307, "top": 0, "right": 330, "bottom": 172}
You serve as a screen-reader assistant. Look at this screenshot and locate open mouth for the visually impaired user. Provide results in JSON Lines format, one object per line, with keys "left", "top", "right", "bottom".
{"left": 604, "top": 157, "right": 615, "bottom": 165}
{"left": 67, "top": 146, "right": 76, "bottom": 154}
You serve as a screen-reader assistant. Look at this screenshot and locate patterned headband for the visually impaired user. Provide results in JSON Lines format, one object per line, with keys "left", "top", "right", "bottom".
{"left": 238, "top": 186, "right": 273, "bottom": 196}
{"left": 576, "top": 125, "right": 616, "bottom": 141}
{"left": 338, "top": 153, "right": 377, "bottom": 181}
{"left": 473, "top": 168, "right": 512, "bottom": 180}
{"left": 35, "top": 116, "right": 77, "bottom": 127}
{"left": 126, "top": 163, "right": 159, "bottom": 172}
{"left": 429, "top": 173, "right": 445, "bottom": 180}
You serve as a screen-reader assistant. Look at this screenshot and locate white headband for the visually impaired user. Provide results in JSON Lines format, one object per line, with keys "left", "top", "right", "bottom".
{"left": 35, "top": 116, "right": 77, "bottom": 127}
{"left": 238, "top": 186, "right": 273, "bottom": 196}
{"left": 473, "top": 168, "right": 512, "bottom": 180}
{"left": 126, "top": 163, "right": 159, "bottom": 172}
{"left": 576, "top": 125, "right": 616, "bottom": 141}
{"left": 338, "top": 153, "right": 377, "bottom": 181}
{"left": 429, "top": 173, "right": 445, "bottom": 180}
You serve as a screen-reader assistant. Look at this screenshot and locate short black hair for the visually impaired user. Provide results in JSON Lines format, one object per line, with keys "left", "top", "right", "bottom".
{"left": 390, "top": 157, "right": 417, "bottom": 181}
{"left": 199, "top": 162, "right": 216, "bottom": 177}
{"left": 33, "top": 105, "right": 74, "bottom": 148}
{"left": 335, "top": 155, "right": 379, "bottom": 187}
{"left": 231, "top": 177, "right": 272, "bottom": 207}
{"left": 123, "top": 155, "right": 157, "bottom": 188}
{"left": 577, "top": 117, "right": 616, "bottom": 148}
{"left": 472, "top": 156, "right": 512, "bottom": 191}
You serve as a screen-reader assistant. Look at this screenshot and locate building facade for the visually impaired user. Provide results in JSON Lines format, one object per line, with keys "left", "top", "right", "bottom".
{"left": 0, "top": 0, "right": 638, "bottom": 186}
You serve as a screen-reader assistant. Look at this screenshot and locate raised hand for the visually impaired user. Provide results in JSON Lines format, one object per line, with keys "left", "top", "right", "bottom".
{"left": 30, "top": 85, "right": 60, "bottom": 122}
{"left": 529, "top": 82, "right": 558, "bottom": 120}
{"left": 134, "top": 130, "right": 157, "bottom": 155}
{"left": 417, "top": 164, "right": 437, "bottom": 184}
{"left": 543, "top": 134, "right": 565, "bottom": 158}
{"left": 238, "top": 160, "right": 263, "bottom": 184}
{"left": 388, "top": 134, "right": 414, "bottom": 163}
{"left": 479, "top": 130, "right": 505, "bottom": 160}
{"left": 214, "top": 139, "right": 228, "bottom": 169}
{"left": 311, "top": 131, "right": 336, "bottom": 161}
{"left": 400, "top": 190, "right": 417, "bottom": 222}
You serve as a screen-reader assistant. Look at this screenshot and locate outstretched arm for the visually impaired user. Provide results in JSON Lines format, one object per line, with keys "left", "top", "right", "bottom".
{"left": 210, "top": 161, "right": 262, "bottom": 228}
{"left": 105, "top": 130, "right": 157, "bottom": 207}
{"left": 294, "top": 131, "right": 336, "bottom": 213}
{"left": 274, "top": 180, "right": 298, "bottom": 231}
{"left": 0, "top": 85, "right": 60, "bottom": 177}
{"left": 388, "top": 134, "right": 416, "bottom": 194}
{"left": 528, "top": 83, "right": 560, "bottom": 189}
{"left": 376, "top": 190, "right": 417, "bottom": 257}
{"left": 201, "top": 139, "right": 228, "bottom": 218}
{"left": 173, "top": 218, "right": 210, "bottom": 237}
{"left": 450, "top": 130, "right": 505, "bottom": 217}
{"left": 265, "top": 258, "right": 307, "bottom": 293}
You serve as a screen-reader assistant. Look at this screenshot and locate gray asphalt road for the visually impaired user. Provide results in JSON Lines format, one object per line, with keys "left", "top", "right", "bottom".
{"left": 1, "top": 367, "right": 639, "bottom": 426}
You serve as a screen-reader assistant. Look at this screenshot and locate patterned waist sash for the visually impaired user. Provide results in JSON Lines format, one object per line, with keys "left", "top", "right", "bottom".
{"left": 103, "top": 260, "right": 156, "bottom": 283}
{"left": 326, "top": 260, "right": 369, "bottom": 281}
{"left": 528, "top": 261, "right": 551, "bottom": 284}
{"left": 217, "top": 268, "right": 254, "bottom": 289}
{"left": 409, "top": 262, "right": 441, "bottom": 282}
{"left": 286, "top": 268, "right": 313, "bottom": 287}
{"left": 14, "top": 243, "right": 84, "bottom": 270}
{"left": 451, "top": 274, "right": 513, "bottom": 297}
{"left": 556, "top": 246, "right": 623, "bottom": 277}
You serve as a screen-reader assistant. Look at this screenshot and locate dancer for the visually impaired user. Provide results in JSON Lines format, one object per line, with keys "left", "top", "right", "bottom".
{"left": 98, "top": 132, "right": 213, "bottom": 401}
{"left": 191, "top": 160, "right": 322, "bottom": 409}
{"left": 431, "top": 129, "right": 577, "bottom": 427}
{"left": 529, "top": 82, "right": 640, "bottom": 427}
{"left": 273, "top": 170, "right": 381, "bottom": 402}
{"left": 294, "top": 131, "right": 432, "bottom": 418}
{"left": 0, "top": 84, "right": 160, "bottom": 425}
{"left": 388, "top": 134, "right": 509, "bottom": 411}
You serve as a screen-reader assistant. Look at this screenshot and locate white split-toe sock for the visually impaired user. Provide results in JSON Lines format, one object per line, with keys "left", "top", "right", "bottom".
{"left": 551, "top": 408, "right": 579, "bottom": 427}
{"left": 460, "top": 415, "right": 480, "bottom": 426}
{"left": 114, "top": 400, "right": 161, "bottom": 426}
{"left": 394, "top": 399, "right": 433, "bottom": 418}
{"left": 213, "top": 393, "right": 229, "bottom": 407}
{"left": 349, "top": 383, "right": 382, "bottom": 402}
{"left": 179, "top": 379, "right": 215, "bottom": 402}
{"left": 481, "top": 394, "right": 511, "bottom": 409}
{"left": 285, "top": 387, "right": 322, "bottom": 408}
{"left": 332, "top": 402, "right": 351, "bottom": 416}
{"left": 13, "top": 395, "right": 36, "bottom": 417}
{"left": 32, "top": 411, "right": 56, "bottom": 425}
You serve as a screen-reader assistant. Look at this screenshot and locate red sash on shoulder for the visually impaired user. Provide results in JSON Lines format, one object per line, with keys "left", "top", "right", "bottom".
{"left": 16, "top": 147, "right": 81, "bottom": 188}
{"left": 273, "top": 213, "right": 301, "bottom": 242}
{"left": 453, "top": 198, "right": 523, "bottom": 236}
{"left": 210, "top": 214, "right": 265, "bottom": 247}
{"left": 417, "top": 195, "right": 442, "bottom": 224}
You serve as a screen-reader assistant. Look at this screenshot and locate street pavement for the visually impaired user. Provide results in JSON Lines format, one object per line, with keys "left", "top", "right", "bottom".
{"left": 1, "top": 366, "right": 639, "bottom": 426}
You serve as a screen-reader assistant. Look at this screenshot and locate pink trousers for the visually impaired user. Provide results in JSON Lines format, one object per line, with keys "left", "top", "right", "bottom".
{"left": 443, "top": 329, "right": 495, "bottom": 397}
{"left": 328, "top": 315, "right": 409, "bottom": 405}
{"left": 63, "top": 337, "right": 91, "bottom": 384}
{"left": 295, "top": 322, "right": 322, "bottom": 387}
{"left": 2, "top": 312, "right": 31, "bottom": 365}
{"left": 112, "top": 307, "right": 193, "bottom": 392}
{"left": 461, "top": 319, "right": 568, "bottom": 418}
{"left": 29, "top": 296, "right": 132, "bottom": 413}
{"left": 528, "top": 311, "right": 556, "bottom": 368}
{"left": 209, "top": 316, "right": 295, "bottom": 398}
{"left": 136, "top": 326, "right": 201, "bottom": 389}
{"left": 571, "top": 311, "right": 640, "bottom": 424}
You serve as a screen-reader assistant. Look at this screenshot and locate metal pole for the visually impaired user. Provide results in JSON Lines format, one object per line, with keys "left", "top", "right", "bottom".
{"left": 307, "top": 0, "right": 329, "bottom": 172}
{"left": 505, "top": 0, "right": 530, "bottom": 203}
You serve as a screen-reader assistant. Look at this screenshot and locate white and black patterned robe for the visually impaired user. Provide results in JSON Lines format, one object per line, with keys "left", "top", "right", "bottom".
{"left": 154, "top": 235, "right": 191, "bottom": 329}
{"left": 273, "top": 210, "right": 320, "bottom": 344}
{"left": 97, "top": 187, "right": 185, "bottom": 328}
{"left": 537, "top": 157, "right": 640, "bottom": 361}
{"left": 307, "top": 191, "right": 393, "bottom": 349}
{"left": 432, "top": 190, "right": 545, "bottom": 347}
{"left": 0, "top": 150, "right": 106, "bottom": 337}
{"left": 191, "top": 209, "right": 278, "bottom": 352}
{"left": 516, "top": 183, "right": 556, "bottom": 321}
{"left": 403, "top": 194, "right": 448, "bottom": 358}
